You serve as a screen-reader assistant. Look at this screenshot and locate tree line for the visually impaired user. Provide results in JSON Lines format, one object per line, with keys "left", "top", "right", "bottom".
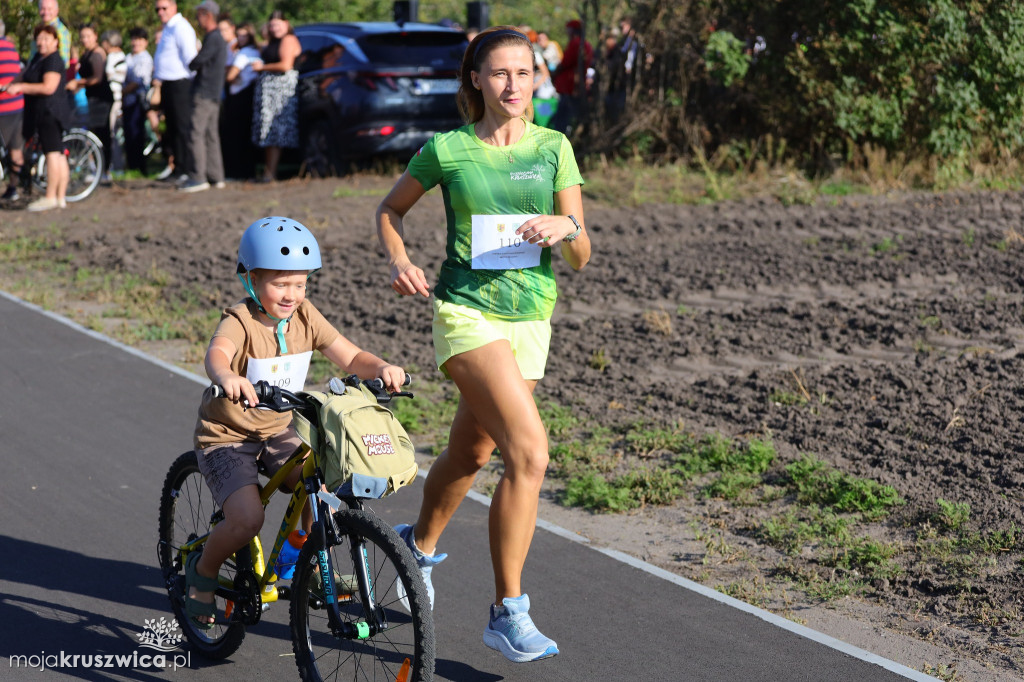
{"left": 582, "top": 0, "right": 1024, "bottom": 170}
{"left": 6, "top": 0, "right": 1019, "bottom": 170}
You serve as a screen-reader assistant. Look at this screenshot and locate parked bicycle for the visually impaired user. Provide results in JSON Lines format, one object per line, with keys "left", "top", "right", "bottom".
{"left": 157, "top": 374, "right": 435, "bottom": 681}
{"left": 0, "top": 125, "right": 103, "bottom": 204}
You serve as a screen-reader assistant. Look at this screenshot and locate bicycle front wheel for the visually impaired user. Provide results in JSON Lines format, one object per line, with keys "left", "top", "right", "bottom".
{"left": 157, "top": 450, "right": 246, "bottom": 659}
{"left": 35, "top": 129, "right": 104, "bottom": 202}
{"left": 62, "top": 129, "right": 103, "bottom": 202}
{"left": 290, "top": 510, "right": 435, "bottom": 682}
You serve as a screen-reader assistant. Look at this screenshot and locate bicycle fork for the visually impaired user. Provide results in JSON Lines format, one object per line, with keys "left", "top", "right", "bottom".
{"left": 312, "top": 488, "right": 388, "bottom": 640}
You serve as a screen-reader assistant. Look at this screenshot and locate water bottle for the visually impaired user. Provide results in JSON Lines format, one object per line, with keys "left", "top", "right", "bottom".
{"left": 275, "top": 529, "right": 307, "bottom": 580}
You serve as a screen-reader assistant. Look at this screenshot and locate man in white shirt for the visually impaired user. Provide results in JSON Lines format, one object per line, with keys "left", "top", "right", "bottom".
{"left": 153, "top": 0, "right": 197, "bottom": 182}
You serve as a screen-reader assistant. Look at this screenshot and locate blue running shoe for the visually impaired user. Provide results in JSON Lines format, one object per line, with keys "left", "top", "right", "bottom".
{"left": 483, "top": 594, "right": 559, "bottom": 662}
{"left": 394, "top": 523, "right": 447, "bottom": 611}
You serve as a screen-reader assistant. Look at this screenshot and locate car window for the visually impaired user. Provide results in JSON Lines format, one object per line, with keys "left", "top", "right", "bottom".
{"left": 296, "top": 35, "right": 331, "bottom": 73}
{"left": 356, "top": 32, "right": 466, "bottom": 67}
{"left": 296, "top": 34, "right": 357, "bottom": 74}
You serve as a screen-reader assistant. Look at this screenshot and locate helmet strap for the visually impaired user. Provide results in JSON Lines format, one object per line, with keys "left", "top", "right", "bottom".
{"left": 238, "top": 272, "right": 291, "bottom": 354}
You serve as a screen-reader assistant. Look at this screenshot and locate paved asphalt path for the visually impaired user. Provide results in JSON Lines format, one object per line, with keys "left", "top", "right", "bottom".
{"left": 0, "top": 292, "right": 934, "bottom": 681}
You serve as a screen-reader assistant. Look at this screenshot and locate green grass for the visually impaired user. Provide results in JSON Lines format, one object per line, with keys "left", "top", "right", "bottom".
{"left": 557, "top": 433, "right": 777, "bottom": 512}
{"left": 588, "top": 348, "right": 610, "bottom": 371}
{"left": 331, "top": 185, "right": 388, "bottom": 199}
{"left": 550, "top": 431, "right": 619, "bottom": 476}
{"left": 536, "top": 400, "right": 579, "bottom": 439}
{"left": 561, "top": 468, "right": 684, "bottom": 512}
{"left": 625, "top": 425, "right": 693, "bottom": 457}
{"left": 785, "top": 454, "right": 903, "bottom": 519}
{"left": 935, "top": 498, "right": 971, "bottom": 531}
{"left": 825, "top": 537, "right": 902, "bottom": 581}
{"left": 760, "top": 507, "right": 852, "bottom": 556}
{"left": 769, "top": 390, "right": 808, "bottom": 406}
{"left": 871, "top": 235, "right": 902, "bottom": 255}
{"left": 0, "top": 234, "right": 63, "bottom": 260}
{"left": 819, "top": 180, "right": 869, "bottom": 196}
{"left": 702, "top": 470, "right": 763, "bottom": 501}
{"left": 389, "top": 376, "right": 458, "bottom": 436}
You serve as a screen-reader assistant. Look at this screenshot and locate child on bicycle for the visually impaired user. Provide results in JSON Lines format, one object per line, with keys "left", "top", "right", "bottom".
{"left": 186, "top": 216, "right": 406, "bottom": 629}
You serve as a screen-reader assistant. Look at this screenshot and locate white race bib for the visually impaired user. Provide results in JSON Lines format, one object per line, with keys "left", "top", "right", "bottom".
{"left": 246, "top": 351, "right": 312, "bottom": 391}
{"left": 471, "top": 214, "right": 542, "bottom": 270}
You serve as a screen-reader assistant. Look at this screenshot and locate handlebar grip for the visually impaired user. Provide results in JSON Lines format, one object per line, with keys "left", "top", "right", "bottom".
{"left": 210, "top": 383, "right": 265, "bottom": 406}
{"left": 367, "top": 374, "right": 413, "bottom": 391}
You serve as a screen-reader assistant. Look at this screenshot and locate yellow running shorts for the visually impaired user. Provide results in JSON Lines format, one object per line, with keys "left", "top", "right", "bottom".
{"left": 432, "top": 298, "right": 552, "bottom": 380}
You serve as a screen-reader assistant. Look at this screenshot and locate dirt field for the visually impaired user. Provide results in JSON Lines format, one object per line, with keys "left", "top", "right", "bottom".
{"left": 4, "top": 176, "right": 1024, "bottom": 679}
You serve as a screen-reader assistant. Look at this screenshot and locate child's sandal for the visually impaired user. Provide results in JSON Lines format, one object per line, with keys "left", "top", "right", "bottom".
{"left": 185, "top": 551, "right": 220, "bottom": 630}
{"left": 312, "top": 567, "right": 358, "bottom": 602}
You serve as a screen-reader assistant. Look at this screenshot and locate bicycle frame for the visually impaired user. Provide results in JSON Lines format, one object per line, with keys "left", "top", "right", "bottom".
{"left": 174, "top": 433, "right": 383, "bottom": 639}
{"left": 174, "top": 446, "right": 309, "bottom": 589}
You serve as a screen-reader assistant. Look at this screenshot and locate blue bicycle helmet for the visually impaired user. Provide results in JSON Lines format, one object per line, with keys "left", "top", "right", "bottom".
{"left": 236, "top": 216, "right": 323, "bottom": 354}
{"left": 237, "top": 216, "right": 322, "bottom": 273}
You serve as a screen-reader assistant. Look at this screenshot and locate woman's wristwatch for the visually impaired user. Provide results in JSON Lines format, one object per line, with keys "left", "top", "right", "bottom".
{"left": 563, "top": 215, "right": 583, "bottom": 242}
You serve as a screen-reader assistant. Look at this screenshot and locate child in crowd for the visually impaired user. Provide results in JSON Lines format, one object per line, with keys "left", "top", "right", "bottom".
{"left": 185, "top": 216, "right": 406, "bottom": 628}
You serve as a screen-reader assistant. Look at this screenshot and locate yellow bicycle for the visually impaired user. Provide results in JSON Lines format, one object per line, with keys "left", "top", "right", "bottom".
{"left": 157, "top": 375, "right": 434, "bottom": 681}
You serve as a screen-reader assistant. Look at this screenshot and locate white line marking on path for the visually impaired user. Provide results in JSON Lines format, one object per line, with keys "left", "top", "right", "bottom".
{"left": 2, "top": 288, "right": 937, "bottom": 681}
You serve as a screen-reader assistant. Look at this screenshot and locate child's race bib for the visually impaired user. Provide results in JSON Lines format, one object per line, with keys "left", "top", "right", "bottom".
{"left": 246, "top": 351, "right": 312, "bottom": 391}
{"left": 471, "top": 214, "right": 542, "bottom": 270}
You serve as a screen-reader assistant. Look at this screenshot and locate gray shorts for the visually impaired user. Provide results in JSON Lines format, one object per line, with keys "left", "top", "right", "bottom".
{"left": 196, "top": 426, "right": 303, "bottom": 506}
{"left": 0, "top": 111, "right": 24, "bottom": 155}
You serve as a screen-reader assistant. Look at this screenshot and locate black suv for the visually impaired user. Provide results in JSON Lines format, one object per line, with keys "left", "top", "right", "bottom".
{"left": 295, "top": 22, "right": 469, "bottom": 174}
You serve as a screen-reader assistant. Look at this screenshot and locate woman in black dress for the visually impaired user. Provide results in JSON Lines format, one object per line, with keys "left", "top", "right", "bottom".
{"left": 5, "top": 23, "right": 71, "bottom": 211}
{"left": 251, "top": 10, "right": 300, "bottom": 182}
{"left": 67, "top": 23, "right": 112, "bottom": 179}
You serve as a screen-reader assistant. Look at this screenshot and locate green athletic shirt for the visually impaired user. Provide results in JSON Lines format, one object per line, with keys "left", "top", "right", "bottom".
{"left": 406, "top": 120, "right": 584, "bottom": 321}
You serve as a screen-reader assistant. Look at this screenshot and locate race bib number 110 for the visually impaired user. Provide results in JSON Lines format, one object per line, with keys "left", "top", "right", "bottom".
{"left": 471, "top": 214, "right": 542, "bottom": 270}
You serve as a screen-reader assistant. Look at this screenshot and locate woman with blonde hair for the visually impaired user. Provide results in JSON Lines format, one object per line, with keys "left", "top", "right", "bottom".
{"left": 376, "top": 26, "right": 591, "bottom": 663}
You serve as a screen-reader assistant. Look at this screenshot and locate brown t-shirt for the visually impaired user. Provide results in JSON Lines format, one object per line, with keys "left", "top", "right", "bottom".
{"left": 193, "top": 298, "right": 340, "bottom": 449}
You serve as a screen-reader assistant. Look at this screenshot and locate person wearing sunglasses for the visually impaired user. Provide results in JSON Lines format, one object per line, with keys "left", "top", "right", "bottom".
{"left": 152, "top": 0, "right": 196, "bottom": 184}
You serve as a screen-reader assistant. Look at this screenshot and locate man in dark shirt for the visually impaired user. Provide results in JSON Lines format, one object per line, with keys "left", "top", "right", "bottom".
{"left": 179, "top": 0, "right": 226, "bottom": 192}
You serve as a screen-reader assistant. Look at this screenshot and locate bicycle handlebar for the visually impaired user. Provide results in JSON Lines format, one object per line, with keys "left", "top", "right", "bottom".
{"left": 210, "top": 373, "right": 413, "bottom": 411}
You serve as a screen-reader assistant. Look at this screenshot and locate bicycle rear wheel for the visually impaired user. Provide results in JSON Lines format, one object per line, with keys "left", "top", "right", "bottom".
{"left": 290, "top": 509, "right": 435, "bottom": 681}
{"left": 34, "top": 128, "right": 103, "bottom": 203}
{"left": 157, "top": 450, "right": 246, "bottom": 659}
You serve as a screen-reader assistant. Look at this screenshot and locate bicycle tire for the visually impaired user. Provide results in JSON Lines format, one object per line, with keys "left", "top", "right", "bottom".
{"left": 33, "top": 128, "right": 103, "bottom": 203}
{"left": 290, "top": 510, "right": 435, "bottom": 682}
{"left": 157, "top": 450, "right": 246, "bottom": 659}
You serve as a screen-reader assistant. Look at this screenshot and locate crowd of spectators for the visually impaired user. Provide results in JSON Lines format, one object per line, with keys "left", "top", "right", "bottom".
{"left": 517, "top": 17, "right": 642, "bottom": 137}
{"left": 0, "top": 0, "right": 305, "bottom": 210}
{"left": 0, "top": 4, "right": 644, "bottom": 210}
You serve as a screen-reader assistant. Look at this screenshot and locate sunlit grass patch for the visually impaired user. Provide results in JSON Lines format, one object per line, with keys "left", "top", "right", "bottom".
{"left": 785, "top": 454, "right": 903, "bottom": 520}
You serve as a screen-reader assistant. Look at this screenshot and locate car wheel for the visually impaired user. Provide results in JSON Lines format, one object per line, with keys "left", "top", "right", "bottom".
{"left": 302, "top": 119, "right": 342, "bottom": 178}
